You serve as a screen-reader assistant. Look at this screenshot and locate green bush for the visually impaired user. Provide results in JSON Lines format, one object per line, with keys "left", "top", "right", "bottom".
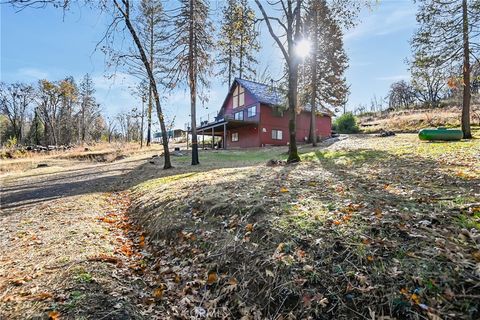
{"left": 333, "top": 112, "right": 360, "bottom": 133}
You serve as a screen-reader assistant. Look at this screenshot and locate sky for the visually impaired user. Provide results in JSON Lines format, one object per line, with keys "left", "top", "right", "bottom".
{"left": 1, "top": 0, "right": 418, "bottom": 132}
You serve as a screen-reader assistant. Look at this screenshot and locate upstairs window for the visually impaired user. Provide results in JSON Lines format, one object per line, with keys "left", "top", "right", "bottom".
{"left": 272, "top": 106, "right": 284, "bottom": 117}
{"left": 234, "top": 111, "right": 244, "bottom": 120}
{"left": 232, "top": 132, "right": 239, "bottom": 142}
{"left": 233, "top": 85, "right": 245, "bottom": 108}
{"left": 272, "top": 129, "right": 283, "bottom": 140}
{"left": 247, "top": 105, "right": 256, "bottom": 117}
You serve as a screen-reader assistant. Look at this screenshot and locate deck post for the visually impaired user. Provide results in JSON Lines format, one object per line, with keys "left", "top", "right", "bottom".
{"left": 211, "top": 127, "right": 214, "bottom": 149}
{"left": 202, "top": 130, "right": 205, "bottom": 150}
{"left": 223, "top": 123, "right": 227, "bottom": 149}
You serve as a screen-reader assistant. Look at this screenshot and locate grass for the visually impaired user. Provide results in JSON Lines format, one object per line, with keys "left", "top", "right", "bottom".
{"left": 358, "top": 104, "right": 480, "bottom": 133}
{"left": 127, "top": 133, "right": 480, "bottom": 319}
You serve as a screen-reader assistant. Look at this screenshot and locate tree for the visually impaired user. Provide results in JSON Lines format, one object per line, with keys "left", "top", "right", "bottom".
{"left": 408, "top": 53, "right": 449, "bottom": 107}
{"left": 137, "top": 0, "right": 165, "bottom": 147}
{"left": 302, "top": 0, "right": 349, "bottom": 146}
{"left": 5, "top": 0, "right": 173, "bottom": 165}
{"left": 167, "top": 0, "right": 214, "bottom": 165}
{"left": 218, "top": 0, "right": 260, "bottom": 86}
{"left": 37, "top": 79, "right": 76, "bottom": 145}
{"left": 112, "top": 0, "right": 172, "bottom": 168}
{"left": 255, "top": 0, "right": 303, "bottom": 163}
{"left": 388, "top": 80, "right": 416, "bottom": 110}
{"left": 78, "top": 74, "right": 100, "bottom": 144}
{"left": 0, "top": 82, "right": 35, "bottom": 144}
{"left": 412, "top": 0, "right": 480, "bottom": 138}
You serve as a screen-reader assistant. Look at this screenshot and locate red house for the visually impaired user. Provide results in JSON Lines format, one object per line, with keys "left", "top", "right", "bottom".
{"left": 197, "top": 78, "right": 332, "bottom": 149}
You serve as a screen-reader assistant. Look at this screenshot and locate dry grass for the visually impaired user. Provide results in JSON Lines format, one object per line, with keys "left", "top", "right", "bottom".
{"left": 129, "top": 134, "right": 480, "bottom": 319}
{"left": 0, "top": 142, "right": 164, "bottom": 173}
{"left": 359, "top": 105, "right": 480, "bottom": 133}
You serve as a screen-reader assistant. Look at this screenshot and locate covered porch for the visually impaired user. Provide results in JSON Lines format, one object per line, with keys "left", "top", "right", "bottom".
{"left": 194, "top": 119, "right": 257, "bottom": 150}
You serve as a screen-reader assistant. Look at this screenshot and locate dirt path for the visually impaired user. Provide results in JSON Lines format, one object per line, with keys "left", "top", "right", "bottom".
{"left": 0, "top": 154, "right": 164, "bottom": 319}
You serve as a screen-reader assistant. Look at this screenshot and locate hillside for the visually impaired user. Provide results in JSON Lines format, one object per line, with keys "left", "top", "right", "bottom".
{"left": 358, "top": 105, "right": 480, "bottom": 133}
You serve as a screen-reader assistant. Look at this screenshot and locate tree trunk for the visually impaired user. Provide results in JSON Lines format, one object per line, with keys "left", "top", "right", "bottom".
{"left": 287, "top": 64, "right": 300, "bottom": 163}
{"left": 461, "top": 0, "right": 471, "bottom": 139}
{"left": 309, "top": 8, "right": 318, "bottom": 147}
{"left": 147, "top": 12, "right": 154, "bottom": 147}
{"left": 114, "top": 0, "right": 171, "bottom": 168}
{"left": 147, "top": 87, "right": 152, "bottom": 146}
{"left": 189, "top": 0, "right": 200, "bottom": 165}
{"left": 140, "top": 98, "right": 144, "bottom": 148}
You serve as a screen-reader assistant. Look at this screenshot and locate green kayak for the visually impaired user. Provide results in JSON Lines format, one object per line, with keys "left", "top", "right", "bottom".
{"left": 418, "top": 127, "right": 463, "bottom": 141}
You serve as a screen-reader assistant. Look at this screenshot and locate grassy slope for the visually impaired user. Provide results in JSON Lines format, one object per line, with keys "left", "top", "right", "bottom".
{"left": 359, "top": 105, "right": 480, "bottom": 133}
{"left": 129, "top": 135, "right": 479, "bottom": 319}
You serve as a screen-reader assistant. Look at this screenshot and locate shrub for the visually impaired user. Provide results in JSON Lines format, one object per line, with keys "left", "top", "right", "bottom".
{"left": 333, "top": 112, "right": 360, "bottom": 133}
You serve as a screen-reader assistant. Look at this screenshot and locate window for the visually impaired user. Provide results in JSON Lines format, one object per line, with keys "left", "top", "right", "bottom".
{"left": 247, "top": 105, "right": 256, "bottom": 117}
{"left": 272, "top": 106, "right": 284, "bottom": 117}
{"left": 232, "top": 85, "right": 245, "bottom": 109}
{"left": 272, "top": 129, "right": 283, "bottom": 140}
{"left": 234, "top": 111, "right": 244, "bottom": 120}
{"left": 232, "top": 132, "right": 239, "bottom": 142}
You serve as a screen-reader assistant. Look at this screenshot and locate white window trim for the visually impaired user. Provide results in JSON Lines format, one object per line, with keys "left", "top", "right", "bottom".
{"left": 247, "top": 105, "right": 256, "bottom": 117}
{"left": 234, "top": 111, "right": 244, "bottom": 120}
{"left": 272, "top": 129, "right": 283, "bottom": 140}
{"left": 233, "top": 85, "right": 245, "bottom": 109}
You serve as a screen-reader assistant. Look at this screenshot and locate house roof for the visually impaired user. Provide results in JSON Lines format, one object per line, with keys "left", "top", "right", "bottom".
{"left": 219, "top": 78, "right": 333, "bottom": 117}
{"left": 235, "top": 78, "right": 285, "bottom": 106}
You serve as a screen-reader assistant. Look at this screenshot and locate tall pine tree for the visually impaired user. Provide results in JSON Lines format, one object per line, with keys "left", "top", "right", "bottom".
{"left": 302, "top": 0, "right": 348, "bottom": 146}
{"left": 138, "top": 0, "right": 165, "bottom": 146}
{"left": 218, "top": 0, "right": 260, "bottom": 86}
{"left": 168, "top": 0, "right": 214, "bottom": 165}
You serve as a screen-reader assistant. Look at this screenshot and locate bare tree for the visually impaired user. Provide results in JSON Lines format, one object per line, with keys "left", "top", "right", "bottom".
{"left": 255, "top": 0, "right": 303, "bottom": 163}
{"left": 0, "top": 82, "right": 35, "bottom": 143}
{"left": 5, "top": 0, "right": 173, "bottom": 167}
{"left": 388, "top": 80, "right": 416, "bottom": 110}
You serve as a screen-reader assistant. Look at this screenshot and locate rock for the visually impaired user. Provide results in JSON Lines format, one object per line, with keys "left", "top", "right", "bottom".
{"left": 37, "top": 163, "right": 48, "bottom": 168}
{"left": 266, "top": 159, "right": 286, "bottom": 167}
{"left": 377, "top": 131, "right": 396, "bottom": 137}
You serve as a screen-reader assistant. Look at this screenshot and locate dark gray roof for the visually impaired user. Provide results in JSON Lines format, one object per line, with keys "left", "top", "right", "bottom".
{"left": 235, "top": 78, "right": 285, "bottom": 106}
{"left": 230, "top": 78, "right": 333, "bottom": 117}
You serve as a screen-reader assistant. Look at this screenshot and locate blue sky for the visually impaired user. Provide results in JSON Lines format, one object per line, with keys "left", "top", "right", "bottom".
{"left": 1, "top": 0, "right": 417, "bottom": 131}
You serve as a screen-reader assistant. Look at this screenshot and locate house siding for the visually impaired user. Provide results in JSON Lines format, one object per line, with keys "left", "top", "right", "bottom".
{"left": 259, "top": 104, "right": 332, "bottom": 146}
{"left": 227, "top": 125, "right": 260, "bottom": 148}
{"left": 223, "top": 84, "right": 259, "bottom": 122}
{"left": 198, "top": 79, "right": 332, "bottom": 149}
{"left": 296, "top": 111, "right": 332, "bottom": 141}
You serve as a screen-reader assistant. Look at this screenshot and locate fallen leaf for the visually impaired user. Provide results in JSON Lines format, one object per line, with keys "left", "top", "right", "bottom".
{"left": 48, "top": 311, "right": 60, "bottom": 320}
{"left": 280, "top": 187, "right": 289, "bottom": 193}
{"left": 153, "top": 287, "right": 164, "bottom": 299}
{"left": 207, "top": 271, "right": 218, "bottom": 285}
{"left": 245, "top": 223, "right": 254, "bottom": 232}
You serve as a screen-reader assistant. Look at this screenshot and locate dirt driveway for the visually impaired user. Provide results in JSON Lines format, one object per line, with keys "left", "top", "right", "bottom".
{"left": 0, "top": 152, "right": 165, "bottom": 319}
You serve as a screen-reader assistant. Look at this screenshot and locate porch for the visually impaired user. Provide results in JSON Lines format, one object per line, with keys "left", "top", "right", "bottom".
{"left": 194, "top": 117, "right": 258, "bottom": 150}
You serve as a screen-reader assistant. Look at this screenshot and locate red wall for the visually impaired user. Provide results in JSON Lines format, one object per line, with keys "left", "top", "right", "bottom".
{"left": 223, "top": 84, "right": 259, "bottom": 121}
{"left": 259, "top": 104, "right": 331, "bottom": 146}
{"left": 296, "top": 111, "right": 332, "bottom": 141}
{"left": 227, "top": 125, "right": 260, "bottom": 149}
